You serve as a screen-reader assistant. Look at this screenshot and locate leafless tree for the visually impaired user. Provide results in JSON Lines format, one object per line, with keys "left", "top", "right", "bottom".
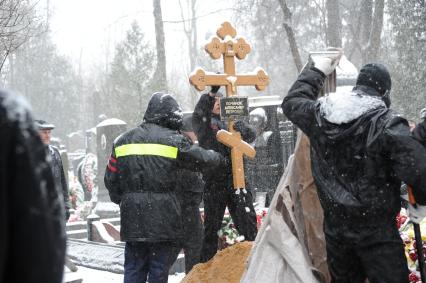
{"left": 152, "top": 0, "right": 167, "bottom": 91}
{"left": 178, "top": 0, "right": 198, "bottom": 106}
{"left": 326, "top": 0, "right": 342, "bottom": 47}
{"left": 0, "top": 0, "right": 44, "bottom": 71}
{"left": 277, "top": 0, "right": 302, "bottom": 72}
{"left": 347, "top": 0, "right": 385, "bottom": 64}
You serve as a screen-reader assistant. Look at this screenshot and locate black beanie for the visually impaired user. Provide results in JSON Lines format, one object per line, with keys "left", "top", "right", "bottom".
{"left": 181, "top": 115, "right": 193, "bottom": 132}
{"left": 356, "top": 63, "right": 391, "bottom": 95}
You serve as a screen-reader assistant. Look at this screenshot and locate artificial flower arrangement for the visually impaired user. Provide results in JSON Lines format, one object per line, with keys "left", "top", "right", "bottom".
{"left": 398, "top": 208, "right": 426, "bottom": 283}
{"left": 213, "top": 207, "right": 268, "bottom": 249}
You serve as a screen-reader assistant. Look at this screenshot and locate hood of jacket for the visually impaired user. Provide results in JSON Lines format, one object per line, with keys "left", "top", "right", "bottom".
{"left": 316, "top": 88, "right": 388, "bottom": 142}
{"left": 143, "top": 92, "right": 183, "bottom": 130}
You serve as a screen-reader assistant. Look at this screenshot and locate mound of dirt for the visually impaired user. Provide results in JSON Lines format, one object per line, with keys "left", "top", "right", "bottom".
{"left": 182, "top": 241, "right": 253, "bottom": 283}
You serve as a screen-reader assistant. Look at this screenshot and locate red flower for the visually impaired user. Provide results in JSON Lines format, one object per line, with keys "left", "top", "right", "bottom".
{"left": 256, "top": 215, "right": 263, "bottom": 229}
{"left": 396, "top": 213, "right": 408, "bottom": 229}
{"left": 409, "top": 250, "right": 418, "bottom": 262}
{"left": 409, "top": 271, "right": 419, "bottom": 282}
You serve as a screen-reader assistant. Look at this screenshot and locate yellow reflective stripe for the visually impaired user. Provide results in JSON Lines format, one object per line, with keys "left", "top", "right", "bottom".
{"left": 115, "top": 144, "right": 178, "bottom": 159}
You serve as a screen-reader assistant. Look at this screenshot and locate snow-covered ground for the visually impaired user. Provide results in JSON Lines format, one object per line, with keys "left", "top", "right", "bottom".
{"left": 64, "top": 266, "right": 185, "bottom": 283}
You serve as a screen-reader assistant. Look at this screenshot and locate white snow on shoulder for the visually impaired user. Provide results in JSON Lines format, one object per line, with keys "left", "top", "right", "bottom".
{"left": 318, "top": 89, "right": 385, "bottom": 124}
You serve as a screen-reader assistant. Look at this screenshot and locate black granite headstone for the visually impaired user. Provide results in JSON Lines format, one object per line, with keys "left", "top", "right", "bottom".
{"left": 96, "top": 118, "right": 127, "bottom": 202}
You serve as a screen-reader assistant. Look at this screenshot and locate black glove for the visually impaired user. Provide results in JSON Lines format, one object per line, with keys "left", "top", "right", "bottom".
{"left": 233, "top": 120, "right": 245, "bottom": 133}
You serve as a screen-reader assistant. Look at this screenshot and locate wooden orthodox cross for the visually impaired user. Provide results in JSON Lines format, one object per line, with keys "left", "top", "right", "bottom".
{"left": 189, "top": 22, "right": 269, "bottom": 190}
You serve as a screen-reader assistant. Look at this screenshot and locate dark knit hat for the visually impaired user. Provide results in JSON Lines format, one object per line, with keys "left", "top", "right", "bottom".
{"left": 356, "top": 63, "right": 391, "bottom": 95}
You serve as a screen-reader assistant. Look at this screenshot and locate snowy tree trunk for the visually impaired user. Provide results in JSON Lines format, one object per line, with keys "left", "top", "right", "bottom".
{"left": 179, "top": 0, "right": 198, "bottom": 107}
{"left": 364, "top": 0, "right": 385, "bottom": 63}
{"left": 278, "top": 0, "right": 303, "bottom": 72}
{"left": 326, "top": 0, "right": 342, "bottom": 48}
{"left": 153, "top": 0, "right": 168, "bottom": 91}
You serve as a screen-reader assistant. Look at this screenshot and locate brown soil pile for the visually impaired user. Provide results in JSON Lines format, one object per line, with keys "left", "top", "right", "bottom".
{"left": 182, "top": 241, "right": 253, "bottom": 283}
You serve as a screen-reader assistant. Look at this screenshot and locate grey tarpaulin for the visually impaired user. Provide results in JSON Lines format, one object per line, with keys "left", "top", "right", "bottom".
{"left": 242, "top": 131, "right": 330, "bottom": 283}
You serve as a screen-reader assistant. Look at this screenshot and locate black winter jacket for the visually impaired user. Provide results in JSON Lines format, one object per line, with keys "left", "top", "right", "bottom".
{"left": 0, "top": 91, "right": 66, "bottom": 283}
{"left": 48, "top": 145, "right": 71, "bottom": 220}
{"left": 413, "top": 118, "right": 426, "bottom": 147}
{"left": 104, "top": 93, "right": 221, "bottom": 242}
{"left": 282, "top": 68, "right": 426, "bottom": 228}
{"left": 192, "top": 93, "right": 256, "bottom": 182}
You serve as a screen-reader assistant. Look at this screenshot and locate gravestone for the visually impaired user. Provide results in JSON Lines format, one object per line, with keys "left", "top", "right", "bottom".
{"left": 67, "top": 131, "right": 85, "bottom": 152}
{"left": 96, "top": 118, "right": 127, "bottom": 202}
{"left": 245, "top": 97, "right": 284, "bottom": 206}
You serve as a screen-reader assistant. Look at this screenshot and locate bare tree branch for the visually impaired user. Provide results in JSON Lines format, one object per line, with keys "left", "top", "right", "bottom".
{"left": 277, "top": 0, "right": 303, "bottom": 72}
{"left": 0, "top": 0, "right": 44, "bottom": 71}
{"left": 364, "top": 0, "right": 384, "bottom": 62}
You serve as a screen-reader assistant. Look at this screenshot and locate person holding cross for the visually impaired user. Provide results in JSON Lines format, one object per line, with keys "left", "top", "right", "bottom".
{"left": 193, "top": 86, "right": 258, "bottom": 263}
{"left": 412, "top": 108, "right": 426, "bottom": 147}
{"left": 282, "top": 54, "right": 426, "bottom": 282}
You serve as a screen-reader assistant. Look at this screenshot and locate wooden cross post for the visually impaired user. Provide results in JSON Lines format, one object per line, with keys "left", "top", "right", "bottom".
{"left": 189, "top": 22, "right": 269, "bottom": 190}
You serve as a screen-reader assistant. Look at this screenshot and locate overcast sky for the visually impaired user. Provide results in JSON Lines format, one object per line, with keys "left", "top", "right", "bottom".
{"left": 48, "top": 0, "right": 236, "bottom": 75}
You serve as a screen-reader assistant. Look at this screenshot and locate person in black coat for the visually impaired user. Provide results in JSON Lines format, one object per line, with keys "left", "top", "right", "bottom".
{"left": 168, "top": 114, "right": 205, "bottom": 274}
{"left": 282, "top": 57, "right": 426, "bottom": 283}
{"left": 192, "top": 87, "right": 258, "bottom": 263}
{"left": 35, "top": 120, "right": 71, "bottom": 221}
{"left": 412, "top": 108, "right": 426, "bottom": 147}
{"left": 104, "top": 92, "right": 222, "bottom": 283}
{"left": 0, "top": 91, "right": 66, "bottom": 283}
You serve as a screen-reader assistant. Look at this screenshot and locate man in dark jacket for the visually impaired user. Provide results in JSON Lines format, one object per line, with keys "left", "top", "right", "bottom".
{"left": 35, "top": 120, "right": 71, "bottom": 221}
{"left": 413, "top": 108, "right": 426, "bottom": 147}
{"left": 282, "top": 57, "right": 426, "bottom": 283}
{"left": 0, "top": 91, "right": 66, "bottom": 283}
{"left": 104, "top": 92, "right": 222, "bottom": 283}
{"left": 193, "top": 87, "right": 258, "bottom": 263}
{"left": 169, "top": 114, "right": 205, "bottom": 273}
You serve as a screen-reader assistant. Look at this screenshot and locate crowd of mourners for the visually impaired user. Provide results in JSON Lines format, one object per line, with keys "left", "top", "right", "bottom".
{"left": 1, "top": 51, "right": 426, "bottom": 283}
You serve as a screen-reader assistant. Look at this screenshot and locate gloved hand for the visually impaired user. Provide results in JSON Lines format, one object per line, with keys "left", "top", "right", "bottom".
{"left": 311, "top": 49, "right": 342, "bottom": 76}
{"left": 312, "top": 57, "right": 339, "bottom": 76}
{"left": 233, "top": 120, "right": 245, "bottom": 133}
{"left": 408, "top": 203, "right": 426, "bottom": 224}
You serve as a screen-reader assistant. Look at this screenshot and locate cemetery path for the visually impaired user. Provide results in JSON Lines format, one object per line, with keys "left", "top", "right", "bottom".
{"left": 64, "top": 266, "right": 185, "bottom": 283}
